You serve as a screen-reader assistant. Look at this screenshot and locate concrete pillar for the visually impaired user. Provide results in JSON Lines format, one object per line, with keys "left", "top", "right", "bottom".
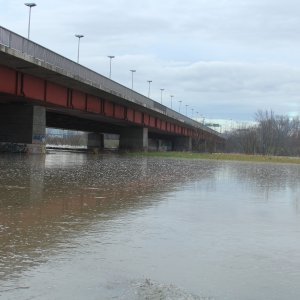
{"left": 206, "top": 140, "right": 217, "bottom": 153}
{"left": 87, "top": 133, "right": 104, "bottom": 152}
{"left": 213, "top": 141, "right": 217, "bottom": 153}
{"left": 148, "top": 138, "right": 159, "bottom": 151}
{"left": 119, "top": 127, "right": 148, "bottom": 151}
{"left": 173, "top": 136, "right": 192, "bottom": 151}
{"left": 158, "top": 139, "right": 172, "bottom": 151}
{"left": 0, "top": 104, "right": 46, "bottom": 153}
{"left": 192, "top": 138, "right": 207, "bottom": 152}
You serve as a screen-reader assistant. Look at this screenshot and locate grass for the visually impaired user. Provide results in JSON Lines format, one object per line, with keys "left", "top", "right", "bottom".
{"left": 129, "top": 151, "right": 300, "bottom": 164}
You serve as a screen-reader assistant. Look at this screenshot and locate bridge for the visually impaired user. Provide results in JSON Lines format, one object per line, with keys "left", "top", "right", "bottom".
{"left": 0, "top": 26, "right": 224, "bottom": 153}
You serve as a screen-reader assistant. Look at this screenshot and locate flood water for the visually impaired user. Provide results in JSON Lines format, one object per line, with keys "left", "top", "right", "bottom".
{"left": 0, "top": 153, "right": 300, "bottom": 300}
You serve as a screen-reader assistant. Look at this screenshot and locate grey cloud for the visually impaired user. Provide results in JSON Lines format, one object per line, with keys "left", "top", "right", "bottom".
{"left": 1, "top": 0, "right": 300, "bottom": 121}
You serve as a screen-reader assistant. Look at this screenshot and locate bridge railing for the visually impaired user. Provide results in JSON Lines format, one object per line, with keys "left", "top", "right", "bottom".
{"left": 0, "top": 26, "right": 221, "bottom": 137}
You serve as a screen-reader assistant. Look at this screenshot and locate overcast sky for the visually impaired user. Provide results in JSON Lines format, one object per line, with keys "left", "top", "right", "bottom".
{"left": 1, "top": 0, "right": 300, "bottom": 122}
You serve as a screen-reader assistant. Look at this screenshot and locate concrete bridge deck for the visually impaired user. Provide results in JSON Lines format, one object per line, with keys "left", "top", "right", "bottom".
{"left": 0, "top": 26, "right": 224, "bottom": 153}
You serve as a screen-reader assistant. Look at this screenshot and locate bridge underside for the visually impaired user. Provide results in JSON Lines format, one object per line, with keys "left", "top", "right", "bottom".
{"left": 0, "top": 102, "right": 195, "bottom": 153}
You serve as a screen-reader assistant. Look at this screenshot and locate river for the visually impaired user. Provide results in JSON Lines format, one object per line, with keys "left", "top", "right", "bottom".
{"left": 0, "top": 152, "right": 300, "bottom": 299}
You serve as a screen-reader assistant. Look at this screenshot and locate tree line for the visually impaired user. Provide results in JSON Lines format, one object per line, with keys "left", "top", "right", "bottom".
{"left": 225, "top": 111, "right": 300, "bottom": 156}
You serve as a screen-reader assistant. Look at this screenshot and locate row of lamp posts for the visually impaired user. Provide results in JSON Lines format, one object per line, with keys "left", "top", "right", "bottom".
{"left": 24, "top": 3, "right": 203, "bottom": 120}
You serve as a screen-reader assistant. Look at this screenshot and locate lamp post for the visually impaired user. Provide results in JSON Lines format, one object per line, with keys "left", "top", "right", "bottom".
{"left": 160, "top": 88, "right": 164, "bottom": 104}
{"left": 147, "top": 80, "right": 152, "bottom": 98}
{"left": 25, "top": 3, "right": 36, "bottom": 40}
{"left": 75, "top": 34, "right": 84, "bottom": 63}
{"left": 185, "top": 104, "right": 189, "bottom": 116}
{"left": 108, "top": 55, "right": 115, "bottom": 79}
{"left": 191, "top": 108, "right": 194, "bottom": 119}
{"left": 178, "top": 100, "right": 182, "bottom": 113}
{"left": 170, "top": 95, "right": 174, "bottom": 109}
{"left": 130, "top": 70, "right": 136, "bottom": 89}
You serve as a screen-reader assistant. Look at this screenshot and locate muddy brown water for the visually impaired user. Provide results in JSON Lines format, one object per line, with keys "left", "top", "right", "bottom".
{"left": 0, "top": 152, "right": 300, "bottom": 299}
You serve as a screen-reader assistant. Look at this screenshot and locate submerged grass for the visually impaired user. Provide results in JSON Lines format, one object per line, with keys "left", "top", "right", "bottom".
{"left": 130, "top": 152, "right": 300, "bottom": 164}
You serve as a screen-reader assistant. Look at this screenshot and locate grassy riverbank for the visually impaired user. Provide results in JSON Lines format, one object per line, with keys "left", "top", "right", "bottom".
{"left": 131, "top": 152, "right": 300, "bottom": 164}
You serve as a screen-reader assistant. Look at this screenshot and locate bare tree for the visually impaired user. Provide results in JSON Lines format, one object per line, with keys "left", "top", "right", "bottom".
{"left": 225, "top": 110, "right": 300, "bottom": 157}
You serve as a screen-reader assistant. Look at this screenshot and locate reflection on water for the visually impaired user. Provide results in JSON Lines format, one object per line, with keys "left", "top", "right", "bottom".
{"left": 0, "top": 153, "right": 300, "bottom": 300}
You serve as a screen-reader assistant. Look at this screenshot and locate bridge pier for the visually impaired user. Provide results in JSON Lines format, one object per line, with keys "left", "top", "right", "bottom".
{"left": 119, "top": 127, "right": 148, "bottom": 151}
{"left": 87, "top": 133, "right": 104, "bottom": 152}
{"left": 172, "top": 136, "right": 192, "bottom": 151}
{"left": 206, "top": 140, "right": 217, "bottom": 153}
{"left": 148, "top": 138, "right": 172, "bottom": 151}
{"left": 0, "top": 104, "right": 46, "bottom": 153}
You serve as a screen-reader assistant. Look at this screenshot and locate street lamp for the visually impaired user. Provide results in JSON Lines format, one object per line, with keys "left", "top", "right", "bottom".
{"left": 130, "top": 70, "right": 136, "bottom": 89}
{"left": 160, "top": 88, "right": 164, "bottom": 104}
{"left": 75, "top": 34, "right": 84, "bottom": 63}
{"left": 25, "top": 3, "right": 36, "bottom": 40}
{"left": 178, "top": 100, "right": 182, "bottom": 113}
{"left": 191, "top": 108, "right": 194, "bottom": 119}
{"left": 170, "top": 95, "right": 174, "bottom": 109}
{"left": 185, "top": 104, "right": 189, "bottom": 116}
{"left": 108, "top": 55, "right": 115, "bottom": 79}
{"left": 147, "top": 80, "right": 152, "bottom": 98}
